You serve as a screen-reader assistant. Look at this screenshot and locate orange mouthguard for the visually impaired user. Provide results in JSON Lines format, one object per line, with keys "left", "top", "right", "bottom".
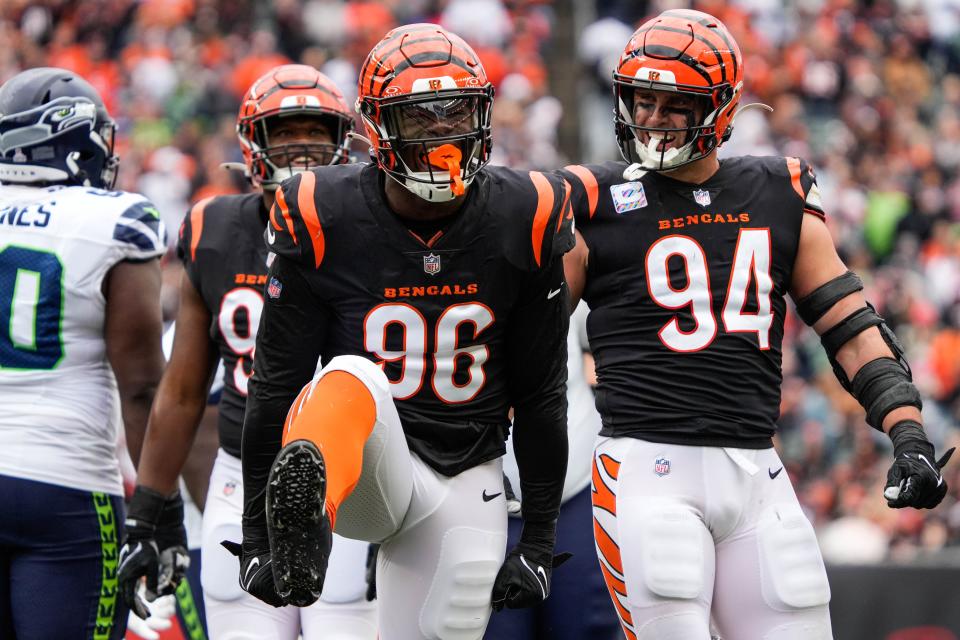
{"left": 426, "top": 144, "right": 465, "bottom": 196}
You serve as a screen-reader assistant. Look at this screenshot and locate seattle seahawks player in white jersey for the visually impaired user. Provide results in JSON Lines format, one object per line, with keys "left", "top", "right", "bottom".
{"left": 0, "top": 67, "right": 166, "bottom": 640}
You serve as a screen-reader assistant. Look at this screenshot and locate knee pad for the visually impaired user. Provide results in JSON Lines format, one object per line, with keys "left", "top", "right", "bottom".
{"left": 417, "top": 527, "right": 503, "bottom": 640}
{"left": 201, "top": 522, "right": 245, "bottom": 602}
{"left": 637, "top": 612, "right": 712, "bottom": 640}
{"left": 757, "top": 503, "right": 831, "bottom": 610}
{"left": 763, "top": 619, "right": 833, "bottom": 640}
{"left": 630, "top": 500, "right": 707, "bottom": 600}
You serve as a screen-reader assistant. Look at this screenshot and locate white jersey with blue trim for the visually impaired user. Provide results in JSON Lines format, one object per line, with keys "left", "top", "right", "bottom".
{"left": 0, "top": 184, "right": 166, "bottom": 495}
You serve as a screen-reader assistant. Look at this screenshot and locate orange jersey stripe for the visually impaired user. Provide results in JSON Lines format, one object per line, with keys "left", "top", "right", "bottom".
{"left": 297, "top": 171, "right": 325, "bottom": 268}
{"left": 803, "top": 206, "right": 825, "bottom": 220}
{"left": 188, "top": 197, "right": 214, "bottom": 261}
{"left": 529, "top": 171, "right": 555, "bottom": 268}
{"left": 274, "top": 186, "right": 297, "bottom": 243}
{"left": 564, "top": 165, "right": 599, "bottom": 219}
{"left": 786, "top": 157, "right": 804, "bottom": 199}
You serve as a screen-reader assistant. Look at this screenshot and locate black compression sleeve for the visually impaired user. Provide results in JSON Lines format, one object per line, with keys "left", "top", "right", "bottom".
{"left": 507, "top": 259, "right": 570, "bottom": 531}
{"left": 241, "top": 256, "right": 327, "bottom": 543}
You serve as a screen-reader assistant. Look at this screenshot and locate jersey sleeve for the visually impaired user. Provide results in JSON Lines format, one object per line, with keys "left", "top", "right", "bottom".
{"left": 242, "top": 255, "right": 329, "bottom": 536}
{"left": 267, "top": 171, "right": 326, "bottom": 269}
{"left": 525, "top": 170, "right": 575, "bottom": 270}
{"left": 111, "top": 196, "right": 167, "bottom": 261}
{"left": 176, "top": 196, "right": 215, "bottom": 295}
{"left": 786, "top": 157, "right": 825, "bottom": 220}
{"left": 558, "top": 163, "right": 602, "bottom": 230}
{"left": 505, "top": 258, "right": 569, "bottom": 526}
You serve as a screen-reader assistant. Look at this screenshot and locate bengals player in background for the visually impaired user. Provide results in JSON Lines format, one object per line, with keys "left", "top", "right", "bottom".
{"left": 560, "top": 10, "right": 954, "bottom": 640}
{"left": 118, "top": 65, "right": 378, "bottom": 639}
{"left": 236, "top": 24, "right": 574, "bottom": 640}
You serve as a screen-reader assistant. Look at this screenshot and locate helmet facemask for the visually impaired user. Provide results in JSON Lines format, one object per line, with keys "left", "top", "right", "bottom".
{"left": 362, "top": 88, "right": 493, "bottom": 203}
{"left": 614, "top": 76, "right": 737, "bottom": 173}
{"left": 243, "top": 111, "right": 353, "bottom": 191}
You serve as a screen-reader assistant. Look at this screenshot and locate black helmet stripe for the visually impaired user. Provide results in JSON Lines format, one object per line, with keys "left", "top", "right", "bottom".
{"left": 623, "top": 45, "right": 714, "bottom": 86}
{"left": 638, "top": 24, "right": 727, "bottom": 83}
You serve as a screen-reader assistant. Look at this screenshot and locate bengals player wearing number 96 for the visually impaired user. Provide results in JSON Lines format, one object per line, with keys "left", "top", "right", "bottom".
{"left": 117, "top": 65, "right": 380, "bottom": 638}
{"left": 560, "top": 9, "right": 954, "bottom": 640}
{"left": 236, "top": 24, "right": 575, "bottom": 640}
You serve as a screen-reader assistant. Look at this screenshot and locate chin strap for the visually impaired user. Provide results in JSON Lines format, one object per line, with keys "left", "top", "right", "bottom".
{"left": 622, "top": 163, "right": 648, "bottom": 182}
{"left": 346, "top": 130, "right": 374, "bottom": 148}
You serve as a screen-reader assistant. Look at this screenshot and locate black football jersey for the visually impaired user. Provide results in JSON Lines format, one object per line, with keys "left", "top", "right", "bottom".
{"left": 246, "top": 162, "right": 573, "bottom": 476}
{"left": 177, "top": 193, "right": 270, "bottom": 457}
{"left": 561, "top": 156, "right": 824, "bottom": 448}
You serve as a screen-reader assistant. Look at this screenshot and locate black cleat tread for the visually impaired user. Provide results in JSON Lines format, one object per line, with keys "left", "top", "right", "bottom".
{"left": 266, "top": 440, "right": 332, "bottom": 607}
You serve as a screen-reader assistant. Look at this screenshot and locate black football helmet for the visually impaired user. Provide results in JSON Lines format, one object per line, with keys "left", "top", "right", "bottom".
{"left": 0, "top": 67, "right": 118, "bottom": 189}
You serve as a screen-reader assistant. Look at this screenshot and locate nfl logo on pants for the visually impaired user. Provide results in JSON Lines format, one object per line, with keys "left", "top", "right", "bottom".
{"left": 654, "top": 456, "right": 671, "bottom": 476}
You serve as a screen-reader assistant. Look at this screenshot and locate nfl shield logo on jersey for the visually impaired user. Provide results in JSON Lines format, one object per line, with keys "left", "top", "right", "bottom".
{"left": 423, "top": 253, "right": 441, "bottom": 276}
{"left": 693, "top": 189, "right": 711, "bottom": 207}
{"left": 267, "top": 276, "right": 282, "bottom": 299}
{"left": 654, "top": 456, "right": 671, "bottom": 477}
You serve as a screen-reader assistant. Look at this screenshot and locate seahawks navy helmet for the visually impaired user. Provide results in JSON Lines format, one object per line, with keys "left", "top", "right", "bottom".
{"left": 0, "top": 67, "right": 118, "bottom": 188}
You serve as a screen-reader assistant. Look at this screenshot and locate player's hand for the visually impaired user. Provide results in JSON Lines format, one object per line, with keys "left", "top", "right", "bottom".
{"left": 365, "top": 543, "right": 379, "bottom": 601}
{"left": 221, "top": 540, "right": 286, "bottom": 607}
{"left": 125, "top": 587, "right": 176, "bottom": 640}
{"left": 119, "top": 487, "right": 190, "bottom": 620}
{"left": 884, "top": 420, "right": 955, "bottom": 509}
{"left": 491, "top": 545, "right": 572, "bottom": 611}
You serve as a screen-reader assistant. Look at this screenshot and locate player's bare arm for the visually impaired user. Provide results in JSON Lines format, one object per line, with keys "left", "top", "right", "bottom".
{"left": 104, "top": 258, "right": 165, "bottom": 467}
{"left": 136, "top": 272, "right": 218, "bottom": 495}
{"left": 789, "top": 211, "right": 953, "bottom": 509}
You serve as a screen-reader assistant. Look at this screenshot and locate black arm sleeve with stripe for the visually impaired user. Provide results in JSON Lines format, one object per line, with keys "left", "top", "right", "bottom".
{"left": 506, "top": 258, "right": 570, "bottom": 528}
{"left": 241, "top": 256, "right": 328, "bottom": 543}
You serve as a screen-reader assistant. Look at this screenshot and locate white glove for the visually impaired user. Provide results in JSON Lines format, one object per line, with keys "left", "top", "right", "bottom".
{"left": 125, "top": 584, "right": 176, "bottom": 640}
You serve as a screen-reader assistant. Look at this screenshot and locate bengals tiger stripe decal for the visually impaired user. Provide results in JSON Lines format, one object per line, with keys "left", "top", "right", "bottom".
{"left": 592, "top": 452, "right": 637, "bottom": 640}
{"left": 564, "top": 165, "right": 599, "bottom": 219}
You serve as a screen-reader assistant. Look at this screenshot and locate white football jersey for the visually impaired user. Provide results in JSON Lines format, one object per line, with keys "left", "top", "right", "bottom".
{"left": 0, "top": 184, "right": 166, "bottom": 495}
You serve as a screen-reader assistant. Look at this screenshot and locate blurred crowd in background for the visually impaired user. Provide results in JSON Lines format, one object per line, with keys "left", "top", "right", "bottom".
{"left": 1, "top": 0, "right": 958, "bottom": 564}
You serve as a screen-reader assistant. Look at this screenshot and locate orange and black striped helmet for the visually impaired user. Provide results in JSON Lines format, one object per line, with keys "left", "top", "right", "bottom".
{"left": 613, "top": 10, "right": 743, "bottom": 171}
{"left": 237, "top": 64, "right": 354, "bottom": 190}
{"left": 357, "top": 23, "right": 494, "bottom": 202}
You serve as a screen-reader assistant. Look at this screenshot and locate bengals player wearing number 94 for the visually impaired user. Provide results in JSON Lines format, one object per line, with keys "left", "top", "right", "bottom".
{"left": 560, "top": 9, "right": 954, "bottom": 640}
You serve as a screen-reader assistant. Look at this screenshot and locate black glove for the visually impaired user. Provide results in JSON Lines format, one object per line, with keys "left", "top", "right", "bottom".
{"left": 119, "top": 487, "right": 190, "bottom": 620}
{"left": 365, "top": 544, "right": 379, "bottom": 602}
{"left": 491, "top": 521, "right": 571, "bottom": 611}
{"left": 884, "top": 420, "right": 955, "bottom": 509}
{"left": 221, "top": 537, "right": 286, "bottom": 608}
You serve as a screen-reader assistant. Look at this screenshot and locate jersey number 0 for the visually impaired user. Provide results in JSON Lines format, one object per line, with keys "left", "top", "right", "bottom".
{"left": 0, "top": 246, "right": 64, "bottom": 369}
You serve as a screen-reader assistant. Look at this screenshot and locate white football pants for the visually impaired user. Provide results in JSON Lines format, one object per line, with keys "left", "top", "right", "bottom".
{"left": 592, "top": 436, "right": 833, "bottom": 640}
{"left": 309, "top": 355, "right": 510, "bottom": 640}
